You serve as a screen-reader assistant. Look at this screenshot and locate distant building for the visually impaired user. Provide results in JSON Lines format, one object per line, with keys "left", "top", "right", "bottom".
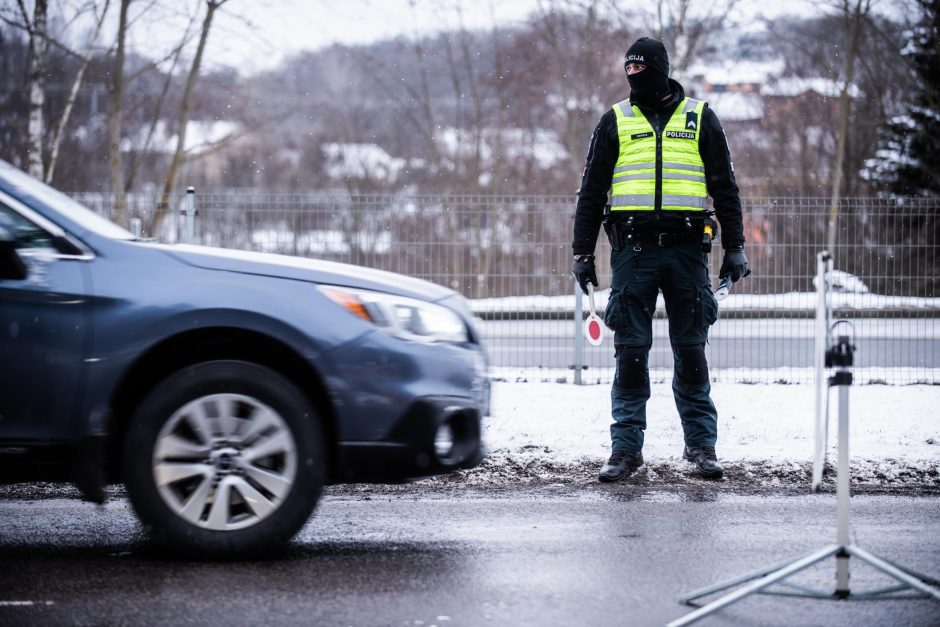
{"left": 685, "top": 60, "right": 860, "bottom": 195}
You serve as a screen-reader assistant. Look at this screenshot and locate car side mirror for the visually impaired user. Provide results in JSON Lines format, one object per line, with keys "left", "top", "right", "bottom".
{"left": 0, "top": 224, "right": 28, "bottom": 280}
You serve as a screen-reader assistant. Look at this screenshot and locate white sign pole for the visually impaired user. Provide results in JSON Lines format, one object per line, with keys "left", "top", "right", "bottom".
{"left": 812, "top": 251, "right": 832, "bottom": 491}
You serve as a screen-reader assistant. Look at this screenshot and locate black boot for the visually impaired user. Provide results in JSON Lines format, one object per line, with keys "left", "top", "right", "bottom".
{"left": 598, "top": 450, "right": 644, "bottom": 482}
{"left": 683, "top": 446, "right": 724, "bottom": 479}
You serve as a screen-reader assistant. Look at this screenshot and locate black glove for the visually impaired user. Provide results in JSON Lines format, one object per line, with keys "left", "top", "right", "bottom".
{"left": 572, "top": 254, "right": 598, "bottom": 295}
{"left": 720, "top": 246, "right": 751, "bottom": 283}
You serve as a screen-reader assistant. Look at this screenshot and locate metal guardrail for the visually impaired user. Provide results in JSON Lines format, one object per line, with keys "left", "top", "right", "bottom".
{"left": 71, "top": 191, "right": 939, "bottom": 384}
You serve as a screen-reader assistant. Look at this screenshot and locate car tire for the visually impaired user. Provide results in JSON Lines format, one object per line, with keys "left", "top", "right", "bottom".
{"left": 123, "top": 360, "right": 324, "bottom": 558}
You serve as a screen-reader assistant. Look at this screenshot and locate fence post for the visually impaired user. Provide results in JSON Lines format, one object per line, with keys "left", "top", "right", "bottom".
{"left": 184, "top": 186, "right": 196, "bottom": 244}
{"left": 573, "top": 283, "right": 584, "bottom": 385}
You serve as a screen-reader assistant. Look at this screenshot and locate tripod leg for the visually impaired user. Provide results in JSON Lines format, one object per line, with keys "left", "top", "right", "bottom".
{"left": 835, "top": 383, "right": 851, "bottom": 596}
{"left": 846, "top": 546, "right": 940, "bottom": 602}
{"left": 883, "top": 559, "right": 940, "bottom": 588}
{"left": 668, "top": 545, "right": 840, "bottom": 627}
{"left": 850, "top": 549, "right": 940, "bottom": 588}
{"left": 679, "top": 545, "right": 837, "bottom": 605}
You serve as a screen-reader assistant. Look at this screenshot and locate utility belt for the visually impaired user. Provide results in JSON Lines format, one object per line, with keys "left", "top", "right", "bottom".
{"left": 602, "top": 207, "right": 718, "bottom": 252}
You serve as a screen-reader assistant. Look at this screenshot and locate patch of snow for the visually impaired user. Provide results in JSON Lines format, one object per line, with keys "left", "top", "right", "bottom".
{"left": 488, "top": 365, "right": 940, "bottom": 387}
{"left": 479, "top": 319, "right": 940, "bottom": 340}
{"left": 471, "top": 290, "right": 940, "bottom": 314}
{"left": 435, "top": 127, "right": 568, "bottom": 170}
{"left": 698, "top": 92, "right": 764, "bottom": 122}
{"left": 322, "top": 143, "right": 406, "bottom": 183}
{"left": 812, "top": 269, "right": 869, "bottom": 294}
{"left": 762, "top": 78, "right": 862, "bottom": 99}
{"left": 687, "top": 58, "right": 786, "bottom": 87}
{"left": 479, "top": 380, "right": 940, "bottom": 486}
{"left": 546, "top": 92, "right": 607, "bottom": 115}
{"left": 120, "top": 120, "right": 239, "bottom": 154}
{"left": 249, "top": 228, "right": 391, "bottom": 254}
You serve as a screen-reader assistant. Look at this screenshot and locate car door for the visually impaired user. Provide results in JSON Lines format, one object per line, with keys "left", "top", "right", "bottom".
{"left": 0, "top": 192, "right": 91, "bottom": 441}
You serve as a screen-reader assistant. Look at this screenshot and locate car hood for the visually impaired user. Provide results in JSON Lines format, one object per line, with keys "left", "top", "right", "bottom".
{"left": 148, "top": 243, "right": 455, "bottom": 302}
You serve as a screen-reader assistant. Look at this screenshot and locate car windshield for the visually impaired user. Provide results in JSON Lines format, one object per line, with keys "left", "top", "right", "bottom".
{"left": 0, "top": 160, "right": 134, "bottom": 240}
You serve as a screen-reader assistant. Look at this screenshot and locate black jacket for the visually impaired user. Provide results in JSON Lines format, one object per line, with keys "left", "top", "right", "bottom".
{"left": 572, "top": 79, "right": 745, "bottom": 255}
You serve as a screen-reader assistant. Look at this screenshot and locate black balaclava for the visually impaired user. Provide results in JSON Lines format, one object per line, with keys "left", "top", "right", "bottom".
{"left": 624, "top": 37, "right": 671, "bottom": 106}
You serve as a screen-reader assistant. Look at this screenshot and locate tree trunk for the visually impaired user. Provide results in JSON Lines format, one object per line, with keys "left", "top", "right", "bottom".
{"left": 408, "top": 0, "right": 440, "bottom": 171}
{"left": 46, "top": 0, "right": 111, "bottom": 184}
{"left": 126, "top": 44, "right": 184, "bottom": 191}
{"left": 157, "top": 0, "right": 226, "bottom": 234}
{"left": 827, "top": 0, "right": 870, "bottom": 255}
{"left": 108, "top": 0, "right": 131, "bottom": 226}
{"left": 25, "top": 0, "right": 48, "bottom": 180}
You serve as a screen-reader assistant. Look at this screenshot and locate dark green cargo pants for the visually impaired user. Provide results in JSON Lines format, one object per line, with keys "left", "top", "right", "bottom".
{"left": 603, "top": 240, "right": 720, "bottom": 454}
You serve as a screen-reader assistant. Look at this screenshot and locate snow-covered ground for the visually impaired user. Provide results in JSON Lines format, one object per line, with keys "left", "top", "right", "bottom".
{"left": 468, "top": 379, "right": 940, "bottom": 489}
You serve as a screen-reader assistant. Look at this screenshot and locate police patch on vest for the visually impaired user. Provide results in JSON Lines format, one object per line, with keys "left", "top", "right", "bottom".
{"left": 665, "top": 130, "right": 696, "bottom": 140}
{"left": 686, "top": 111, "right": 698, "bottom": 130}
{"left": 630, "top": 131, "right": 654, "bottom": 140}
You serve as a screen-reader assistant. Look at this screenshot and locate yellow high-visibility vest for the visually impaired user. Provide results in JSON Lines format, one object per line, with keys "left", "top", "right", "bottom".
{"left": 610, "top": 97, "right": 707, "bottom": 212}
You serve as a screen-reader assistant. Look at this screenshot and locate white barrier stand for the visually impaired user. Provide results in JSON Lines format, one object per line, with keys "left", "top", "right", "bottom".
{"left": 668, "top": 255, "right": 940, "bottom": 627}
{"left": 812, "top": 251, "right": 833, "bottom": 491}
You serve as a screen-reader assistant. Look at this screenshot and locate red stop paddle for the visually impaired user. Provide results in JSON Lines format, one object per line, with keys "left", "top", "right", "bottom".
{"left": 584, "top": 284, "right": 604, "bottom": 346}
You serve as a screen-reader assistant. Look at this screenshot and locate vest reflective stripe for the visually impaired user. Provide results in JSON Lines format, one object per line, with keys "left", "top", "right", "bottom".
{"left": 611, "top": 194, "right": 706, "bottom": 209}
{"left": 614, "top": 162, "right": 655, "bottom": 173}
{"left": 662, "top": 172, "right": 705, "bottom": 183}
{"left": 662, "top": 161, "right": 704, "bottom": 173}
{"left": 617, "top": 101, "right": 636, "bottom": 117}
{"left": 665, "top": 194, "right": 706, "bottom": 208}
{"left": 611, "top": 97, "right": 708, "bottom": 212}
{"left": 613, "top": 172, "right": 655, "bottom": 183}
{"left": 610, "top": 194, "right": 655, "bottom": 207}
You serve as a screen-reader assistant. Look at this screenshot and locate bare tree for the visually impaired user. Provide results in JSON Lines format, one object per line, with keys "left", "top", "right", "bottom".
{"left": 160, "top": 0, "right": 230, "bottom": 204}
{"left": 602, "top": 0, "right": 740, "bottom": 79}
{"left": 440, "top": 4, "right": 486, "bottom": 187}
{"left": 406, "top": 0, "right": 443, "bottom": 170}
{"left": 531, "top": 0, "right": 625, "bottom": 180}
{"left": 100, "top": 0, "right": 207, "bottom": 225}
{"left": 656, "top": 0, "right": 740, "bottom": 79}
{"left": 824, "top": 0, "right": 874, "bottom": 254}
{"left": 15, "top": 0, "right": 49, "bottom": 179}
{"left": 46, "top": 0, "right": 111, "bottom": 183}
{"left": 108, "top": 0, "right": 131, "bottom": 224}
{"left": 1, "top": 1, "right": 113, "bottom": 182}
{"left": 124, "top": 12, "right": 199, "bottom": 191}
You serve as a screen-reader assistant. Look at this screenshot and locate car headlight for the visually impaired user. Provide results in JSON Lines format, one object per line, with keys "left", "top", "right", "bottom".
{"left": 318, "top": 285, "right": 470, "bottom": 344}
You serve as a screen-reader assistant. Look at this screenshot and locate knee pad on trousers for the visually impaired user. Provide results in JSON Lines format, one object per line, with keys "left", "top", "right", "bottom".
{"left": 675, "top": 343, "right": 709, "bottom": 386}
{"left": 614, "top": 346, "right": 649, "bottom": 392}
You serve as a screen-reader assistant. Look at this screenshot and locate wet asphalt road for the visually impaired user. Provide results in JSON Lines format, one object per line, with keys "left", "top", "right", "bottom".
{"left": 1, "top": 487, "right": 939, "bottom": 627}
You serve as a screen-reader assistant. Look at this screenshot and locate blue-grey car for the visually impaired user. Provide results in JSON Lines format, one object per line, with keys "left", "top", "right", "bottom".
{"left": 0, "top": 160, "right": 488, "bottom": 556}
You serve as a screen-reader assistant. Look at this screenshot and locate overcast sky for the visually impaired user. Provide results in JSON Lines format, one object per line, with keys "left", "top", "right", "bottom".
{"left": 98, "top": 0, "right": 911, "bottom": 76}
{"left": 117, "top": 0, "right": 833, "bottom": 75}
{"left": 148, "top": 0, "right": 539, "bottom": 75}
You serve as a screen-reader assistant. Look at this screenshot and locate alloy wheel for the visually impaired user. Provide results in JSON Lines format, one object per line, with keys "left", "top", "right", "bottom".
{"left": 152, "top": 393, "right": 298, "bottom": 531}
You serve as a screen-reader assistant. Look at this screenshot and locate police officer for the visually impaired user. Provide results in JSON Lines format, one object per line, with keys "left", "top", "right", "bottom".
{"left": 572, "top": 37, "right": 750, "bottom": 481}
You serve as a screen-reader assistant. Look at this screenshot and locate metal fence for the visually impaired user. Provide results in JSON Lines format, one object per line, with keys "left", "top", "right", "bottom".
{"left": 72, "top": 191, "right": 939, "bottom": 385}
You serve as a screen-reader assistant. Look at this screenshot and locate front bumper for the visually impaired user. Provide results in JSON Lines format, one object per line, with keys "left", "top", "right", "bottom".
{"left": 333, "top": 396, "right": 483, "bottom": 483}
